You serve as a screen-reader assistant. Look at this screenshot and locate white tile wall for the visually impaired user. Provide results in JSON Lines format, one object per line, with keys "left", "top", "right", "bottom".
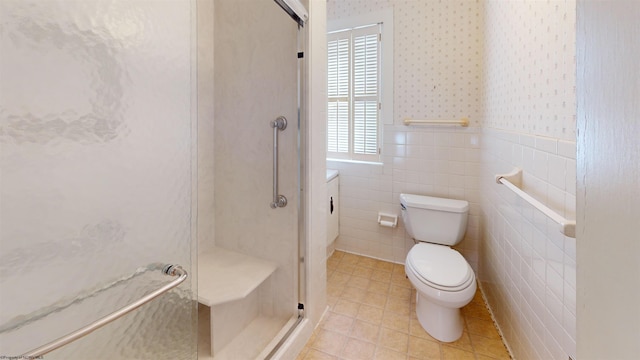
{"left": 481, "top": 0, "right": 577, "bottom": 358}
{"left": 329, "top": 125, "right": 482, "bottom": 269}
{"left": 481, "top": 129, "right": 576, "bottom": 360}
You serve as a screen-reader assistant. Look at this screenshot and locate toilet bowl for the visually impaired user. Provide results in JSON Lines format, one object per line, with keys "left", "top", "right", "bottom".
{"left": 400, "top": 193, "right": 476, "bottom": 342}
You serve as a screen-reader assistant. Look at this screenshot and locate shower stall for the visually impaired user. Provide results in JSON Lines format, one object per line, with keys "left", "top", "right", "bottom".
{"left": 197, "top": 0, "right": 308, "bottom": 358}
{"left": 0, "top": 0, "right": 310, "bottom": 358}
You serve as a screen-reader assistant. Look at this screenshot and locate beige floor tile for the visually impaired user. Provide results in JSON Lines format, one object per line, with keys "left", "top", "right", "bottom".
{"left": 321, "top": 312, "right": 355, "bottom": 335}
{"left": 408, "top": 335, "right": 441, "bottom": 359}
{"left": 360, "top": 291, "right": 388, "bottom": 308}
{"left": 329, "top": 271, "right": 351, "bottom": 286}
{"left": 336, "top": 262, "right": 356, "bottom": 274}
{"left": 352, "top": 266, "right": 374, "bottom": 279}
{"left": 368, "top": 279, "right": 391, "bottom": 295}
{"left": 311, "top": 329, "right": 348, "bottom": 357}
{"left": 444, "top": 331, "right": 474, "bottom": 352}
{"left": 374, "top": 347, "right": 408, "bottom": 360}
{"left": 304, "top": 252, "right": 513, "bottom": 360}
{"left": 379, "top": 327, "right": 410, "bottom": 354}
{"left": 327, "top": 283, "right": 345, "bottom": 298}
{"left": 350, "top": 319, "right": 380, "bottom": 343}
{"left": 356, "top": 304, "right": 385, "bottom": 324}
{"left": 465, "top": 317, "right": 501, "bottom": 340}
{"left": 327, "top": 295, "right": 339, "bottom": 308}
{"left": 342, "top": 286, "right": 368, "bottom": 303}
{"left": 341, "top": 338, "right": 376, "bottom": 360}
{"left": 374, "top": 259, "right": 395, "bottom": 272}
{"left": 342, "top": 253, "right": 362, "bottom": 265}
{"left": 371, "top": 269, "right": 393, "bottom": 283}
{"left": 469, "top": 333, "right": 511, "bottom": 359}
{"left": 391, "top": 271, "right": 413, "bottom": 288}
{"left": 476, "top": 354, "right": 508, "bottom": 360}
{"left": 389, "top": 284, "right": 412, "bottom": 301}
{"left": 327, "top": 257, "right": 340, "bottom": 269}
{"left": 382, "top": 310, "right": 411, "bottom": 333}
{"left": 333, "top": 299, "right": 361, "bottom": 317}
{"left": 347, "top": 275, "right": 371, "bottom": 290}
{"left": 303, "top": 349, "right": 338, "bottom": 360}
{"left": 357, "top": 256, "right": 379, "bottom": 268}
{"left": 441, "top": 345, "right": 475, "bottom": 360}
{"left": 385, "top": 296, "right": 411, "bottom": 316}
{"left": 462, "top": 301, "right": 492, "bottom": 321}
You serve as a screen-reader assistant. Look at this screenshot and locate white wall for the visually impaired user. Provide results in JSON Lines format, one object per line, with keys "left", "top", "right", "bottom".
{"left": 327, "top": 0, "right": 484, "bottom": 267}
{"left": 480, "top": 1, "right": 577, "bottom": 359}
{"left": 577, "top": 1, "right": 640, "bottom": 359}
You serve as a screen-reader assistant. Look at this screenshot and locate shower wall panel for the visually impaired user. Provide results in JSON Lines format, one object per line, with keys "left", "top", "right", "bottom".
{"left": 213, "top": 0, "right": 299, "bottom": 320}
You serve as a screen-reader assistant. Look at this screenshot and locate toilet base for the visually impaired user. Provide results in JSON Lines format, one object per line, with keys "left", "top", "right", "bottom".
{"left": 415, "top": 292, "right": 464, "bottom": 343}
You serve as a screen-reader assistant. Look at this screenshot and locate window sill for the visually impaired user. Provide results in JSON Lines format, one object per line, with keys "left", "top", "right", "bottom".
{"left": 327, "top": 158, "right": 383, "bottom": 166}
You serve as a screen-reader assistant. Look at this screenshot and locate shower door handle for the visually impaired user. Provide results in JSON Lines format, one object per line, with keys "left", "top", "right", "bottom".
{"left": 21, "top": 264, "right": 188, "bottom": 358}
{"left": 270, "top": 116, "right": 288, "bottom": 209}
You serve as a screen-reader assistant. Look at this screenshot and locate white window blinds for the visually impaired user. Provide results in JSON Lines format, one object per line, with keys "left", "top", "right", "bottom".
{"left": 327, "top": 24, "right": 381, "bottom": 161}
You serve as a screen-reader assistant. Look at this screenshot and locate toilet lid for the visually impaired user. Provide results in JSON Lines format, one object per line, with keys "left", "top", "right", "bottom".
{"left": 407, "top": 243, "right": 472, "bottom": 289}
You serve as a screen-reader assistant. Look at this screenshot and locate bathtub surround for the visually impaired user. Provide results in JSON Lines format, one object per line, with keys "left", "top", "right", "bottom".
{"left": 327, "top": 0, "right": 577, "bottom": 359}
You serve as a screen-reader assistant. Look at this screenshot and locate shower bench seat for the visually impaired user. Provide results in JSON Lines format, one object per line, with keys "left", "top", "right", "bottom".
{"left": 197, "top": 247, "right": 278, "bottom": 357}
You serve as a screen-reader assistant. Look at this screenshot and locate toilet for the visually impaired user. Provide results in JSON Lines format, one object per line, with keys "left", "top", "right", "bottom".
{"left": 400, "top": 193, "right": 476, "bottom": 342}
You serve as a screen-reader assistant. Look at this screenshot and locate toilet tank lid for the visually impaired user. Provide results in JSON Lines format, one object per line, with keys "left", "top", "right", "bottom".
{"left": 400, "top": 193, "right": 469, "bottom": 213}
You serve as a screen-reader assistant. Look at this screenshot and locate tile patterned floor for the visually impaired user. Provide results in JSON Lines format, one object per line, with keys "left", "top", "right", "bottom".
{"left": 297, "top": 251, "right": 511, "bottom": 360}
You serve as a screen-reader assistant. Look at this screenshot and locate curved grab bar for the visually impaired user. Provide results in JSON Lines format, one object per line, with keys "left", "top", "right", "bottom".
{"left": 21, "top": 264, "right": 188, "bottom": 358}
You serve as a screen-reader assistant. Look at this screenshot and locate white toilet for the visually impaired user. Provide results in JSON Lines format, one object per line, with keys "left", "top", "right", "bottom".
{"left": 400, "top": 193, "right": 476, "bottom": 342}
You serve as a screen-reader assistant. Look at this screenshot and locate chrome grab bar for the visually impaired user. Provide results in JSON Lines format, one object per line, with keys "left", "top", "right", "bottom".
{"left": 270, "top": 116, "right": 288, "bottom": 209}
{"left": 21, "top": 264, "right": 188, "bottom": 358}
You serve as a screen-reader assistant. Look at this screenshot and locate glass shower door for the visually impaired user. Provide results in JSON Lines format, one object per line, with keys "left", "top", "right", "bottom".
{"left": 0, "top": 1, "right": 197, "bottom": 359}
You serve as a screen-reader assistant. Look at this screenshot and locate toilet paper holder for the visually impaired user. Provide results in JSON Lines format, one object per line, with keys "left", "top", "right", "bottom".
{"left": 377, "top": 212, "right": 398, "bottom": 228}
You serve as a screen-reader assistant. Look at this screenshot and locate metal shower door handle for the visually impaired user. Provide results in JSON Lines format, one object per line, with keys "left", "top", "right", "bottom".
{"left": 270, "top": 116, "right": 288, "bottom": 209}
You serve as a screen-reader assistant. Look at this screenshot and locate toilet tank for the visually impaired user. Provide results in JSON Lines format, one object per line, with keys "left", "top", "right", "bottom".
{"left": 399, "top": 193, "right": 469, "bottom": 246}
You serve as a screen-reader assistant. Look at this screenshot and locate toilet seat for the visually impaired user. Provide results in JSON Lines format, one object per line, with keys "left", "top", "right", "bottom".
{"left": 407, "top": 243, "right": 474, "bottom": 292}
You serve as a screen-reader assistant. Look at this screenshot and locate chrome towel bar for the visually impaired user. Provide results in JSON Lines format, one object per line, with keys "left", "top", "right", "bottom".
{"left": 21, "top": 264, "right": 188, "bottom": 358}
{"left": 495, "top": 168, "right": 576, "bottom": 238}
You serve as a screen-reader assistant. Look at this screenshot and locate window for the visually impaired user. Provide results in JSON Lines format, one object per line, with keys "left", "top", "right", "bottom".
{"left": 327, "top": 9, "right": 393, "bottom": 164}
{"left": 327, "top": 24, "right": 381, "bottom": 162}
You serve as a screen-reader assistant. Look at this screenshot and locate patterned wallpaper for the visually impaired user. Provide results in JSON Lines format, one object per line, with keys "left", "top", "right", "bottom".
{"left": 329, "top": 0, "right": 576, "bottom": 139}
{"left": 482, "top": 0, "right": 576, "bottom": 141}
{"left": 328, "top": 0, "right": 483, "bottom": 126}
